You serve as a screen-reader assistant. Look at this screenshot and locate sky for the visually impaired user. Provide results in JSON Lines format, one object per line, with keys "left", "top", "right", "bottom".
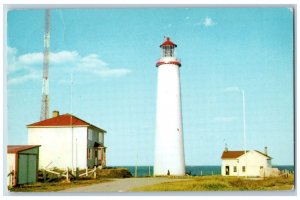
{"left": 5, "top": 7, "right": 294, "bottom": 166}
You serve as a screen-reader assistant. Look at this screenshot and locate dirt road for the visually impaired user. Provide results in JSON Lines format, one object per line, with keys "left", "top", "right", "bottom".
{"left": 60, "top": 177, "right": 181, "bottom": 192}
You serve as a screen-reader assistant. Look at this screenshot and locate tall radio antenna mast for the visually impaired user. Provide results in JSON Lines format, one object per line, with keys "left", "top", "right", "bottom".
{"left": 40, "top": 9, "right": 51, "bottom": 121}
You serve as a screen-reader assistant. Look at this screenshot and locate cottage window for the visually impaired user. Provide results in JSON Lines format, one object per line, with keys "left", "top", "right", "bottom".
{"left": 233, "top": 166, "right": 237, "bottom": 172}
{"left": 242, "top": 166, "right": 246, "bottom": 172}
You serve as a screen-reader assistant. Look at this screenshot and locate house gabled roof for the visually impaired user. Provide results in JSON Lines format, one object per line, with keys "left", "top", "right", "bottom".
{"left": 221, "top": 151, "right": 247, "bottom": 159}
{"left": 7, "top": 145, "right": 41, "bottom": 154}
{"left": 221, "top": 150, "right": 272, "bottom": 159}
{"left": 27, "top": 113, "right": 106, "bottom": 133}
{"left": 254, "top": 150, "right": 272, "bottom": 159}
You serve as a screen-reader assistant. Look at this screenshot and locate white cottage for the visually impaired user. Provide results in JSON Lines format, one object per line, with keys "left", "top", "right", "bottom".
{"left": 27, "top": 111, "right": 107, "bottom": 170}
{"left": 221, "top": 147, "right": 272, "bottom": 177}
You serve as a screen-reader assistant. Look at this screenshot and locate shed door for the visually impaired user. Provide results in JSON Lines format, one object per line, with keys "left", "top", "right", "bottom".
{"left": 18, "top": 154, "right": 37, "bottom": 184}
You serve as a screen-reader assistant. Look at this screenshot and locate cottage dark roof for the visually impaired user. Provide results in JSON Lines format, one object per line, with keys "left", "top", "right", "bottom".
{"left": 27, "top": 113, "right": 106, "bottom": 132}
{"left": 7, "top": 145, "right": 41, "bottom": 154}
{"left": 221, "top": 151, "right": 246, "bottom": 159}
{"left": 221, "top": 150, "right": 272, "bottom": 159}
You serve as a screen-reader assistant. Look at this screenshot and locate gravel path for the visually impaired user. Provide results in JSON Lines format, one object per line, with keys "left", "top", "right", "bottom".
{"left": 60, "top": 177, "right": 181, "bottom": 192}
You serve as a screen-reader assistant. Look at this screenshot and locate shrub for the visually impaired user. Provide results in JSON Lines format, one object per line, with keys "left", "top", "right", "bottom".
{"left": 96, "top": 168, "right": 132, "bottom": 178}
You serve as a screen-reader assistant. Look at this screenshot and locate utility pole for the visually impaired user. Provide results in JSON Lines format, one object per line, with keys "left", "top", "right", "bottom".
{"left": 242, "top": 90, "right": 246, "bottom": 154}
{"left": 40, "top": 9, "right": 51, "bottom": 121}
{"left": 242, "top": 89, "right": 247, "bottom": 179}
{"left": 135, "top": 153, "right": 138, "bottom": 177}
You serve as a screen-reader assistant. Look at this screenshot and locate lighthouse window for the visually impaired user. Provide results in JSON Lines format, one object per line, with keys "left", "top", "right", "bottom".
{"left": 163, "top": 46, "right": 174, "bottom": 57}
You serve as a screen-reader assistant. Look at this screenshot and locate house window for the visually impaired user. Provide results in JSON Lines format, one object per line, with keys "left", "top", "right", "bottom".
{"left": 87, "top": 148, "right": 93, "bottom": 160}
{"left": 99, "top": 132, "right": 104, "bottom": 143}
{"left": 233, "top": 166, "right": 237, "bottom": 172}
{"left": 242, "top": 166, "right": 246, "bottom": 172}
{"left": 88, "top": 129, "right": 93, "bottom": 140}
{"left": 267, "top": 159, "right": 271, "bottom": 167}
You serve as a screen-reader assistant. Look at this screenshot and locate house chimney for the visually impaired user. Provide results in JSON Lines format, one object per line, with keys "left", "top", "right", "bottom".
{"left": 225, "top": 143, "right": 228, "bottom": 152}
{"left": 264, "top": 146, "right": 268, "bottom": 155}
{"left": 53, "top": 110, "right": 59, "bottom": 118}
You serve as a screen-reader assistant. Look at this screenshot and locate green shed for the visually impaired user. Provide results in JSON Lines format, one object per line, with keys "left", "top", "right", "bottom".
{"left": 7, "top": 145, "right": 41, "bottom": 186}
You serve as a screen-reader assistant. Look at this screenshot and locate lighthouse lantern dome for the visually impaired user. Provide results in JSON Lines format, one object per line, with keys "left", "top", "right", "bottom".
{"left": 160, "top": 37, "right": 177, "bottom": 57}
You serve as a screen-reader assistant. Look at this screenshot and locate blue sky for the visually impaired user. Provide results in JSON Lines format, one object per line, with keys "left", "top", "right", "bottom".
{"left": 6, "top": 7, "right": 294, "bottom": 166}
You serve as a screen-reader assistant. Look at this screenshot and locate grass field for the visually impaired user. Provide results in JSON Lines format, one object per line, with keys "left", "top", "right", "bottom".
{"left": 131, "top": 175, "right": 294, "bottom": 192}
{"left": 8, "top": 174, "right": 294, "bottom": 192}
{"left": 9, "top": 167, "right": 132, "bottom": 192}
{"left": 9, "top": 178, "right": 112, "bottom": 192}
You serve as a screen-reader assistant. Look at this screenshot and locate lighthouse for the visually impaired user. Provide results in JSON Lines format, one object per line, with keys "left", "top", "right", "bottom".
{"left": 154, "top": 37, "right": 185, "bottom": 176}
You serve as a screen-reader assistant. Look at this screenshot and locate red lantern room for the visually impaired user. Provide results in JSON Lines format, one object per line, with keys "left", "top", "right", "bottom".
{"left": 160, "top": 37, "right": 177, "bottom": 57}
{"left": 156, "top": 37, "right": 181, "bottom": 67}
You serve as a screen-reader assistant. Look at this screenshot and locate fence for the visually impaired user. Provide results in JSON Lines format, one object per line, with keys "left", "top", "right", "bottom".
{"left": 42, "top": 166, "right": 97, "bottom": 182}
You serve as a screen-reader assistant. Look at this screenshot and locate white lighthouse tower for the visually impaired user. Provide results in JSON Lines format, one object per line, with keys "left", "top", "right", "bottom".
{"left": 154, "top": 37, "right": 185, "bottom": 176}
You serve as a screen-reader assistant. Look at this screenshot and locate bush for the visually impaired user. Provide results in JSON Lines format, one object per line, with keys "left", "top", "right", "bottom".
{"left": 96, "top": 168, "right": 132, "bottom": 178}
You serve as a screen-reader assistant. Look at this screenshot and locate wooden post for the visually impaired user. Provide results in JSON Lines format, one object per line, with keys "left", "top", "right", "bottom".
{"left": 200, "top": 170, "right": 202, "bottom": 176}
{"left": 86, "top": 168, "right": 88, "bottom": 177}
{"left": 76, "top": 168, "right": 79, "bottom": 180}
{"left": 93, "top": 166, "right": 96, "bottom": 179}
{"left": 43, "top": 168, "right": 46, "bottom": 182}
{"left": 135, "top": 166, "right": 138, "bottom": 177}
{"left": 9, "top": 173, "right": 12, "bottom": 187}
{"left": 66, "top": 167, "right": 69, "bottom": 182}
{"left": 11, "top": 173, "right": 13, "bottom": 187}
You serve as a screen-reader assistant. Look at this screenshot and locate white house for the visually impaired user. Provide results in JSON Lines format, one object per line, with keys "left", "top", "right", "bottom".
{"left": 221, "top": 147, "right": 272, "bottom": 177}
{"left": 27, "top": 111, "right": 107, "bottom": 170}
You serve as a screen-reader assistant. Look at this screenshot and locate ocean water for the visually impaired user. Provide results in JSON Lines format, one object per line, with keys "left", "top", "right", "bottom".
{"left": 113, "top": 165, "right": 294, "bottom": 177}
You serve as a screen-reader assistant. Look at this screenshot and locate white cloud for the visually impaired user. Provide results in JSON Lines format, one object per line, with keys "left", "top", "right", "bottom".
{"left": 8, "top": 68, "right": 40, "bottom": 85}
{"left": 185, "top": 16, "right": 190, "bottom": 20}
{"left": 203, "top": 16, "right": 216, "bottom": 27}
{"left": 195, "top": 17, "right": 216, "bottom": 27}
{"left": 51, "top": 51, "right": 79, "bottom": 64}
{"left": 74, "top": 54, "right": 130, "bottom": 77}
{"left": 6, "top": 47, "right": 131, "bottom": 85}
{"left": 7, "top": 46, "right": 18, "bottom": 72}
{"left": 16, "top": 51, "right": 80, "bottom": 65}
{"left": 18, "top": 52, "right": 43, "bottom": 65}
